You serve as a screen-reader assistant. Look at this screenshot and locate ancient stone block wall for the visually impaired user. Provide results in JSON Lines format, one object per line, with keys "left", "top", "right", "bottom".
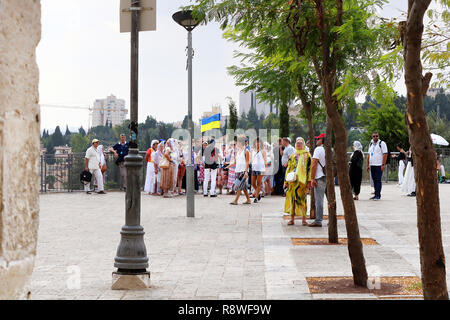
{"left": 0, "top": 0, "right": 41, "bottom": 299}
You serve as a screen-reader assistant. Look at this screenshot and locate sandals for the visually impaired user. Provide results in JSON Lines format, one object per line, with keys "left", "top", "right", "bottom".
{"left": 243, "top": 201, "right": 251, "bottom": 205}
{"left": 230, "top": 202, "right": 238, "bottom": 205}
{"left": 287, "top": 220, "right": 295, "bottom": 225}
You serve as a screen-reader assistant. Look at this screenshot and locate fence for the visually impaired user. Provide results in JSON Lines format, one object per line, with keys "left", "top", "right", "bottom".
{"left": 40, "top": 152, "right": 149, "bottom": 193}
{"left": 39, "top": 150, "right": 450, "bottom": 193}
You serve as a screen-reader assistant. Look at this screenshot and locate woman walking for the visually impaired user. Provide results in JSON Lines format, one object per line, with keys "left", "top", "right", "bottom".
{"left": 349, "top": 141, "right": 364, "bottom": 200}
{"left": 227, "top": 136, "right": 251, "bottom": 205}
{"left": 251, "top": 137, "right": 267, "bottom": 203}
{"left": 284, "top": 137, "right": 312, "bottom": 226}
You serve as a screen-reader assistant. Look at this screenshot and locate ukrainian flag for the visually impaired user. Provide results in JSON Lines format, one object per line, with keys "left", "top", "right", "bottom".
{"left": 201, "top": 113, "right": 221, "bottom": 133}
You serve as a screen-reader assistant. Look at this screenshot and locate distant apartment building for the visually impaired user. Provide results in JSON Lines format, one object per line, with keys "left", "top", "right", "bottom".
{"left": 427, "top": 87, "right": 448, "bottom": 99}
{"left": 91, "top": 95, "right": 128, "bottom": 127}
{"left": 54, "top": 146, "right": 72, "bottom": 159}
{"left": 239, "top": 91, "right": 277, "bottom": 117}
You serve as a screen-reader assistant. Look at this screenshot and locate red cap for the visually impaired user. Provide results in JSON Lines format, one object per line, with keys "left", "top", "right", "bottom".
{"left": 315, "top": 133, "right": 326, "bottom": 139}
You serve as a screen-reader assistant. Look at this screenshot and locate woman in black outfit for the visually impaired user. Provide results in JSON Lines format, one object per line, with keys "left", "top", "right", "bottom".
{"left": 349, "top": 141, "right": 364, "bottom": 200}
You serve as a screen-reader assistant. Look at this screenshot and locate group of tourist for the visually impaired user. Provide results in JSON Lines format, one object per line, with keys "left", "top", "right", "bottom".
{"left": 143, "top": 135, "right": 277, "bottom": 201}
{"left": 82, "top": 130, "right": 446, "bottom": 225}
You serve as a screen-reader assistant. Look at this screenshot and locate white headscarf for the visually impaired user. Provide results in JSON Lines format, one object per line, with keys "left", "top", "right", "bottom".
{"left": 353, "top": 141, "right": 363, "bottom": 151}
{"left": 97, "top": 145, "right": 106, "bottom": 166}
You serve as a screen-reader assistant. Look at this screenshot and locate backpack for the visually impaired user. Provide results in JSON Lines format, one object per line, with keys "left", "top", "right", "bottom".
{"left": 370, "top": 141, "right": 390, "bottom": 164}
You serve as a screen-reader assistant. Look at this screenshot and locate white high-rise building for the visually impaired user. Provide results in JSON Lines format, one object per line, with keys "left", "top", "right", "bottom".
{"left": 91, "top": 95, "right": 128, "bottom": 127}
{"left": 239, "top": 91, "right": 276, "bottom": 117}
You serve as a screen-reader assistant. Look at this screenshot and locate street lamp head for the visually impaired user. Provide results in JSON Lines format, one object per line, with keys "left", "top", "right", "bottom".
{"left": 172, "top": 10, "right": 200, "bottom": 32}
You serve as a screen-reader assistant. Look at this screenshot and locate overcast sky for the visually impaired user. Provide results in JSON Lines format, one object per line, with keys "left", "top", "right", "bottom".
{"left": 38, "top": 0, "right": 408, "bottom": 132}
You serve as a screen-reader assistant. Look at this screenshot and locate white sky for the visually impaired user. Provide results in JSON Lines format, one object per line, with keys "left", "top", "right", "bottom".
{"left": 38, "top": 0, "right": 409, "bottom": 132}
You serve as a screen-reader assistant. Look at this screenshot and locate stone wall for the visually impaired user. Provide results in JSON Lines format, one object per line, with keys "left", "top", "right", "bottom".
{"left": 0, "top": 0, "right": 41, "bottom": 299}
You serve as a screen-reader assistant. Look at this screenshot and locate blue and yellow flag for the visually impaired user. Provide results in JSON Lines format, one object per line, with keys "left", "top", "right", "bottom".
{"left": 201, "top": 113, "right": 221, "bottom": 133}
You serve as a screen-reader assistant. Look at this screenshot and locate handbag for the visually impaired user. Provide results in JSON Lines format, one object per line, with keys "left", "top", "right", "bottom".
{"left": 232, "top": 173, "right": 247, "bottom": 191}
{"left": 101, "top": 163, "right": 107, "bottom": 173}
{"left": 159, "top": 156, "right": 170, "bottom": 169}
{"left": 286, "top": 171, "right": 297, "bottom": 182}
{"left": 286, "top": 155, "right": 298, "bottom": 182}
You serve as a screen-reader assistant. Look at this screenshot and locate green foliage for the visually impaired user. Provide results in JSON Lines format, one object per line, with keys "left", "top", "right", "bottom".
{"left": 359, "top": 103, "right": 409, "bottom": 151}
{"left": 52, "top": 126, "right": 64, "bottom": 147}
{"left": 423, "top": 0, "right": 450, "bottom": 89}
{"left": 70, "top": 134, "right": 90, "bottom": 153}
{"left": 228, "top": 98, "right": 238, "bottom": 130}
{"left": 263, "top": 112, "right": 279, "bottom": 130}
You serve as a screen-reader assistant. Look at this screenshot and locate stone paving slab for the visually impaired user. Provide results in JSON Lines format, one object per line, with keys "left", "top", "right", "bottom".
{"left": 30, "top": 184, "right": 450, "bottom": 299}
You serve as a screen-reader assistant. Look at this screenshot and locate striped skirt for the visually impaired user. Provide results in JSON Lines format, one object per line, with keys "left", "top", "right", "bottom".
{"left": 227, "top": 166, "right": 236, "bottom": 190}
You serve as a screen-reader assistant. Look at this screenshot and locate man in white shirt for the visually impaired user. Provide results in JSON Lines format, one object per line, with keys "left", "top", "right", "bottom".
{"left": 366, "top": 131, "right": 388, "bottom": 200}
{"left": 84, "top": 139, "right": 106, "bottom": 194}
{"left": 309, "top": 133, "right": 326, "bottom": 227}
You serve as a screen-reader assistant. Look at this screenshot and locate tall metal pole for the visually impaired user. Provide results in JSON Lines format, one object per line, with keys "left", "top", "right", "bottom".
{"left": 114, "top": 0, "right": 149, "bottom": 276}
{"left": 186, "top": 30, "right": 195, "bottom": 218}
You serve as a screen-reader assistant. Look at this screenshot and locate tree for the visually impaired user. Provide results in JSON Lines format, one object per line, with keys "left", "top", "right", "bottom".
{"left": 359, "top": 103, "right": 410, "bottom": 151}
{"left": 279, "top": 104, "right": 289, "bottom": 138}
{"left": 283, "top": 0, "right": 396, "bottom": 286}
{"left": 228, "top": 98, "right": 238, "bottom": 131}
{"left": 69, "top": 134, "right": 90, "bottom": 153}
{"left": 78, "top": 126, "right": 86, "bottom": 137}
{"left": 401, "top": 0, "right": 448, "bottom": 299}
{"left": 263, "top": 112, "right": 279, "bottom": 130}
{"left": 52, "top": 126, "right": 64, "bottom": 147}
{"left": 181, "top": 115, "right": 189, "bottom": 130}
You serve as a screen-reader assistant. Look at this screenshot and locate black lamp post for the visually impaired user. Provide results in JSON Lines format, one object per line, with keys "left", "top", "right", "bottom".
{"left": 173, "top": 10, "right": 200, "bottom": 218}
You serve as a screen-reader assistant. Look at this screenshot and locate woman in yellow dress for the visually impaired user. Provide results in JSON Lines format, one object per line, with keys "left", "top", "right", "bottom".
{"left": 284, "top": 137, "right": 312, "bottom": 226}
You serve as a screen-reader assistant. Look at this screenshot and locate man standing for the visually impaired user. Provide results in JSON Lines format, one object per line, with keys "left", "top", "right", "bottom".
{"left": 309, "top": 133, "right": 326, "bottom": 227}
{"left": 366, "top": 131, "right": 388, "bottom": 200}
{"left": 109, "top": 134, "right": 129, "bottom": 191}
{"left": 203, "top": 139, "right": 220, "bottom": 197}
{"left": 85, "top": 139, "right": 106, "bottom": 194}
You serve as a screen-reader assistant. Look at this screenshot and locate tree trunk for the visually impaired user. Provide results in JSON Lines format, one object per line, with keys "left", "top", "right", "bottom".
{"left": 303, "top": 100, "right": 316, "bottom": 219}
{"left": 325, "top": 116, "right": 338, "bottom": 243}
{"left": 323, "top": 78, "right": 368, "bottom": 286}
{"left": 403, "top": 0, "right": 448, "bottom": 300}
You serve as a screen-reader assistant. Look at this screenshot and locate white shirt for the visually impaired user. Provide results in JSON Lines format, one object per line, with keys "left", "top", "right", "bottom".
{"left": 252, "top": 150, "right": 265, "bottom": 172}
{"left": 85, "top": 146, "right": 101, "bottom": 171}
{"left": 312, "top": 145, "right": 326, "bottom": 179}
{"left": 235, "top": 149, "right": 248, "bottom": 173}
{"left": 368, "top": 140, "right": 388, "bottom": 166}
{"left": 305, "top": 146, "right": 310, "bottom": 153}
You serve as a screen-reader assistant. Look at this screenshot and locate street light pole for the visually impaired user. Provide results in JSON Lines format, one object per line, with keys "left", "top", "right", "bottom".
{"left": 186, "top": 29, "right": 195, "bottom": 218}
{"left": 113, "top": 0, "right": 150, "bottom": 289}
{"left": 172, "top": 10, "right": 200, "bottom": 218}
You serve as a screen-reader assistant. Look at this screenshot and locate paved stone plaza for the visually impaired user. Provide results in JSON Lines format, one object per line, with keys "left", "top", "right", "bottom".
{"left": 30, "top": 184, "right": 450, "bottom": 300}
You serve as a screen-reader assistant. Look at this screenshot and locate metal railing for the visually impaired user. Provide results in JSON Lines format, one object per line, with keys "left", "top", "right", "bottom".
{"left": 40, "top": 152, "right": 149, "bottom": 193}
